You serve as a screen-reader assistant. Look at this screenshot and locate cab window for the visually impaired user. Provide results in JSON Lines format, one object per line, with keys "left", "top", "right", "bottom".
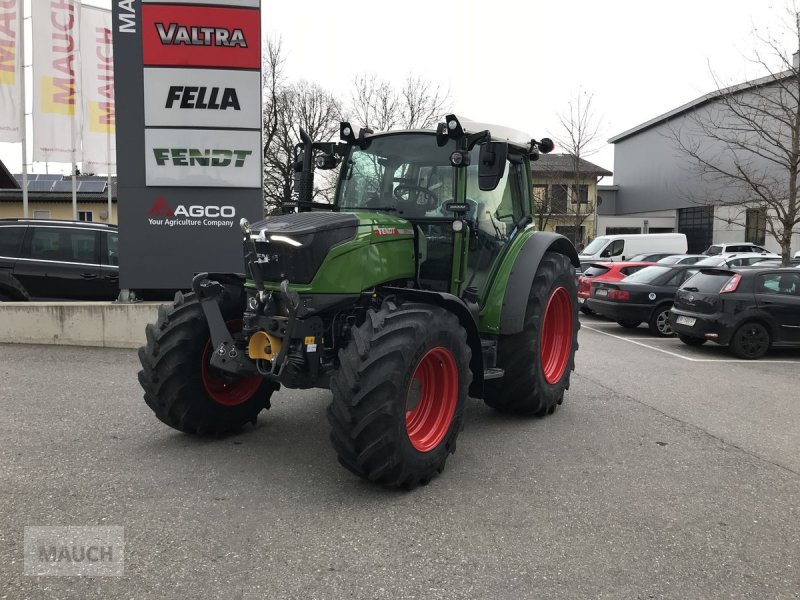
{"left": 602, "top": 239, "right": 624, "bottom": 257}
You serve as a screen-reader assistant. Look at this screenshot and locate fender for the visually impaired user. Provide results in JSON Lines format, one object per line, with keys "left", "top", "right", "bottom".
{"left": 481, "top": 230, "right": 579, "bottom": 335}
{"left": 381, "top": 286, "right": 484, "bottom": 398}
{"left": 0, "top": 271, "right": 30, "bottom": 301}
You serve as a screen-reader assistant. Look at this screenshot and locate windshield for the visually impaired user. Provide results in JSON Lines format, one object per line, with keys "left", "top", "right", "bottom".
{"left": 337, "top": 133, "right": 457, "bottom": 218}
{"left": 622, "top": 265, "right": 672, "bottom": 284}
{"left": 581, "top": 237, "right": 609, "bottom": 255}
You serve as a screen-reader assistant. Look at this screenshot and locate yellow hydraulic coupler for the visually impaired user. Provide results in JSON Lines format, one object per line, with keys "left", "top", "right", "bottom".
{"left": 248, "top": 331, "right": 282, "bottom": 361}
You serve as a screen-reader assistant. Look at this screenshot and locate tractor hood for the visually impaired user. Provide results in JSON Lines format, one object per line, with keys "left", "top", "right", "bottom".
{"left": 248, "top": 211, "right": 416, "bottom": 291}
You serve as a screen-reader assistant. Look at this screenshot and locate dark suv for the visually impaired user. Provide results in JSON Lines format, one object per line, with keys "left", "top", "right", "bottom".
{"left": 0, "top": 219, "right": 119, "bottom": 301}
{"left": 670, "top": 267, "right": 800, "bottom": 358}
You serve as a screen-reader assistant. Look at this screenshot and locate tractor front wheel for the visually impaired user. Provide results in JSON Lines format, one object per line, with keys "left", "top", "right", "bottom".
{"left": 484, "top": 251, "right": 579, "bottom": 416}
{"left": 137, "top": 291, "right": 276, "bottom": 435}
{"left": 328, "top": 303, "right": 471, "bottom": 488}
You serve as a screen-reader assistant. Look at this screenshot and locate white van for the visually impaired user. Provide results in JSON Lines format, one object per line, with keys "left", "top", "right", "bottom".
{"left": 579, "top": 233, "right": 688, "bottom": 264}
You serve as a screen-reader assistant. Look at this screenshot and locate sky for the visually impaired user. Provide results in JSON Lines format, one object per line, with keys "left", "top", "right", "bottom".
{"left": 1, "top": 0, "right": 794, "bottom": 183}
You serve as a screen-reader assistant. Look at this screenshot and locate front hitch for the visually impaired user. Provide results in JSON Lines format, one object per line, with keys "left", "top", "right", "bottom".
{"left": 192, "top": 273, "right": 259, "bottom": 377}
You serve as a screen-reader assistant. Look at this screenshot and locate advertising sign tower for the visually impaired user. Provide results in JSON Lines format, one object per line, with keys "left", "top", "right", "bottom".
{"left": 112, "top": 0, "right": 263, "bottom": 289}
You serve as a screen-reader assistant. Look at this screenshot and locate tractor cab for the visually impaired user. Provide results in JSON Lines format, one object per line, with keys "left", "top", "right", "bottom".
{"left": 334, "top": 127, "right": 533, "bottom": 297}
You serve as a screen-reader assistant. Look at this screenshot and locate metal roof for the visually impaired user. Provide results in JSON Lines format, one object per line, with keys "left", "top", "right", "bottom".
{"left": 608, "top": 69, "right": 793, "bottom": 144}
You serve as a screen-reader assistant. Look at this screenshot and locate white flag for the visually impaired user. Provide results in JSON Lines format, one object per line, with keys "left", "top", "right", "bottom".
{"left": 32, "top": 0, "right": 82, "bottom": 163}
{"left": 0, "top": 0, "right": 23, "bottom": 142}
{"left": 80, "top": 5, "right": 115, "bottom": 175}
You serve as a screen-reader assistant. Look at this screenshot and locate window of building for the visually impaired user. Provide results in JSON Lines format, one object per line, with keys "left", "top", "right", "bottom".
{"left": 78, "top": 211, "right": 93, "bottom": 222}
{"left": 678, "top": 206, "right": 713, "bottom": 253}
{"left": 555, "top": 225, "right": 586, "bottom": 244}
{"left": 745, "top": 208, "right": 766, "bottom": 246}
{"left": 570, "top": 184, "right": 589, "bottom": 204}
{"left": 33, "top": 210, "right": 50, "bottom": 219}
{"left": 550, "top": 185, "right": 569, "bottom": 213}
{"left": 605, "top": 227, "right": 641, "bottom": 235}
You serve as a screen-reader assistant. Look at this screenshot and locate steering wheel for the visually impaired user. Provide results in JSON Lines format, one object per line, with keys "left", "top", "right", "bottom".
{"left": 393, "top": 184, "right": 439, "bottom": 210}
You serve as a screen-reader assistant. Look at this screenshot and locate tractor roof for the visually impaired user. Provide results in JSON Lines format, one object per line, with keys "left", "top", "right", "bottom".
{"left": 366, "top": 119, "right": 535, "bottom": 152}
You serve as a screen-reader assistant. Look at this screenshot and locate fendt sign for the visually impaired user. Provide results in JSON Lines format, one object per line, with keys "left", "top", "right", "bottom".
{"left": 113, "top": 0, "right": 262, "bottom": 289}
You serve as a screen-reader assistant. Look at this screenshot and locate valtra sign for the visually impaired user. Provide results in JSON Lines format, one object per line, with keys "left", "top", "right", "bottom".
{"left": 113, "top": 0, "right": 263, "bottom": 289}
{"left": 141, "top": 4, "right": 259, "bottom": 68}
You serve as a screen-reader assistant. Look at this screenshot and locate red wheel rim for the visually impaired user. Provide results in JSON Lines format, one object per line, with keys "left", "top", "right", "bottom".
{"left": 200, "top": 320, "right": 263, "bottom": 407}
{"left": 405, "top": 347, "right": 458, "bottom": 453}
{"left": 540, "top": 287, "right": 573, "bottom": 384}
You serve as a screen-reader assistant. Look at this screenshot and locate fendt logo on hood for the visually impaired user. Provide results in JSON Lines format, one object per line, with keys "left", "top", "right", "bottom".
{"left": 147, "top": 197, "right": 236, "bottom": 228}
{"left": 155, "top": 23, "right": 248, "bottom": 48}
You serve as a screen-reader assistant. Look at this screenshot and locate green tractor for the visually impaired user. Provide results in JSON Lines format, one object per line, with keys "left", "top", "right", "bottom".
{"left": 138, "top": 115, "right": 580, "bottom": 488}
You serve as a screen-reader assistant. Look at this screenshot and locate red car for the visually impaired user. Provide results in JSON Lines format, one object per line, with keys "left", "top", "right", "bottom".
{"left": 578, "top": 262, "right": 655, "bottom": 314}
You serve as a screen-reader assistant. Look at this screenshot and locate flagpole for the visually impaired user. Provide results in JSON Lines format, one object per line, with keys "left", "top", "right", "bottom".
{"left": 107, "top": 131, "right": 112, "bottom": 223}
{"left": 19, "top": 3, "right": 28, "bottom": 218}
{"left": 70, "top": 0, "right": 79, "bottom": 221}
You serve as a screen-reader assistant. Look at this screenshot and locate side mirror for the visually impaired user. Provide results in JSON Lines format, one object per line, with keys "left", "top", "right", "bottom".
{"left": 478, "top": 141, "right": 508, "bottom": 191}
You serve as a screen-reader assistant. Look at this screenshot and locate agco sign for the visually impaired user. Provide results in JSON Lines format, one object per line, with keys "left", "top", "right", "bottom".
{"left": 147, "top": 196, "right": 237, "bottom": 228}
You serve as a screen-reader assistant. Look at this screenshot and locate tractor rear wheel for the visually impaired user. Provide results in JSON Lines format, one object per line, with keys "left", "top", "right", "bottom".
{"left": 328, "top": 302, "right": 471, "bottom": 488}
{"left": 137, "top": 291, "right": 276, "bottom": 435}
{"left": 484, "top": 251, "right": 579, "bottom": 416}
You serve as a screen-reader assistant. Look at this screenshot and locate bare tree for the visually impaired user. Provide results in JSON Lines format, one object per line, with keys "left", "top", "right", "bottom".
{"left": 669, "top": 8, "right": 800, "bottom": 264}
{"left": 554, "top": 92, "right": 603, "bottom": 246}
{"left": 348, "top": 74, "right": 450, "bottom": 131}
{"left": 263, "top": 38, "right": 342, "bottom": 212}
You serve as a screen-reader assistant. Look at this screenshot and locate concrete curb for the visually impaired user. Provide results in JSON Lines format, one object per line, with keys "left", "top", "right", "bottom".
{"left": 0, "top": 302, "right": 165, "bottom": 349}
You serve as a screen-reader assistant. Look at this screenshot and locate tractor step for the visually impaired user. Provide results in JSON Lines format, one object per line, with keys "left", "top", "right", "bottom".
{"left": 483, "top": 368, "right": 504, "bottom": 380}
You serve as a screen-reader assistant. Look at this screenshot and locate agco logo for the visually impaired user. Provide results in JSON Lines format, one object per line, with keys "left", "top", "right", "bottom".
{"left": 147, "top": 197, "right": 236, "bottom": 228}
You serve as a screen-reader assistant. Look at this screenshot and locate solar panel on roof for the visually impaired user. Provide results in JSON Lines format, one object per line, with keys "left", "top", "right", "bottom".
{"left": 78, "top": 181, "right": 106, "bottom": 193}
{"left": 27, "top": 181, "right": 54, "bottom": 192}
{"left": 52, "top": 181, "right": 74, "bottom": 192}
{"left": 38, "top": 174, "right": 62, "bottom": 181}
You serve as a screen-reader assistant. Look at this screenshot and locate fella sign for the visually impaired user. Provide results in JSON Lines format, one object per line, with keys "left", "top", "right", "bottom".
{"left": 113, "top": 0, "right": 262, "bottom": 289}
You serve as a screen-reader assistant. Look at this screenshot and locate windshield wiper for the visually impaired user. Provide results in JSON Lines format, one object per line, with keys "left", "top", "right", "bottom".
{"left": 338, "top": 205, "right": 398, "bottom": 212}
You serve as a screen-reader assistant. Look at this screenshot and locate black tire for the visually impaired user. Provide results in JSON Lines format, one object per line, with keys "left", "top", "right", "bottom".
{"left": 483, "top": 251, "right": 579, "bottom": 416}
{"left": 679, "top": 335, "right": 707, "bottom": 346}
{"left": 617, "top": 320, "right": 641, "bottom": 329}
{"left": 137, "top": 291, "right": 276, "bottom": 435}
{"left": 580, "top": 305, "right": 594, "bottom": 315}
{"left": 327, "top": 302, "right": 471, "bottom": 488}
{"left": 729, "top": 321, "right": 771, "bottom": 359}
{"left": 648, "top": 304, "right": 674, "bottom": 337}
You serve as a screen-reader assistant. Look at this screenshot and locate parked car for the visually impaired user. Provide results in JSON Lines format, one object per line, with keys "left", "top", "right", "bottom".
{"left": 577, "top": 261, "right": 655, "bottom": 314}
{"left": 626, "top": 252, "right": 678, "bottom": 262}
{"left": 671, "top": 267, "right": 800, "bottom": 358}
{"left": 579, "top": 233, "right": 687, "bottom": 269}
{"left": 704, "top": 242, "right": 770, "bottom": 255}
{"left": 656, "top": 254, "right": 706, "bottom": 265}
{"left": 0, "top": 219, "right": 119, "bottom": 301}
{"left": 693, "top": 253, "right": 780, "bottom": 268}
{"left": 586, "top": 264, "right": 701, "bottom": 336}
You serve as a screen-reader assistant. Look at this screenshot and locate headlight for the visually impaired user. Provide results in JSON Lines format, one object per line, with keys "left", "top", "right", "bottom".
{"left": 247, "top": 296, "right": 259, "bottom": 311}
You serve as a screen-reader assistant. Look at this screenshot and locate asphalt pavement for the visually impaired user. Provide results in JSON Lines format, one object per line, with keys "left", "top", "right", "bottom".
{"left": 1, "top": 316, "right": 799, "bottom": 599}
